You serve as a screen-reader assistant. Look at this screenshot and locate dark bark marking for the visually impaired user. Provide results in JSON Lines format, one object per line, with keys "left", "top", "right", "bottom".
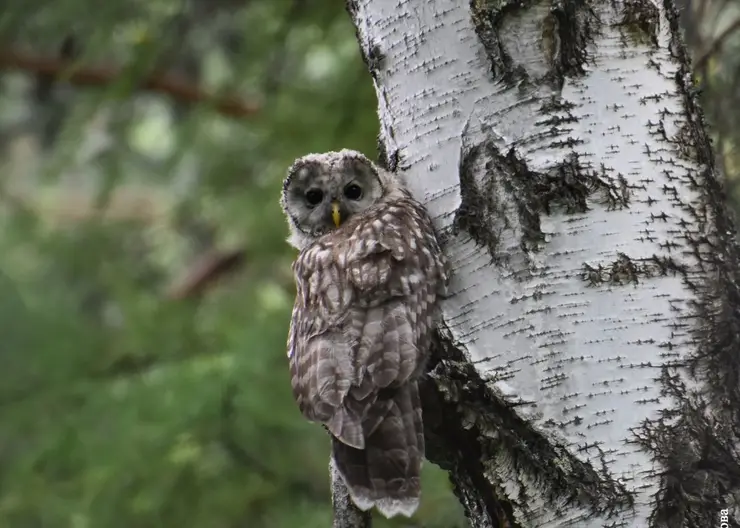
{"left": 364, "top": 42, "right": 386, "bottom": 74}
{"left": 454, "top": 141, "right": 502, "bottom": 260}
{"left": 346, "top": 1, "right": 382, "bottom": 80}
{"left": 377, "top": 135, "right": 399, "bottom": 173}
{"left": 469, "top": 0, "right": 524, "bottom": 83}
{"left": 618, "top": 0, "right": 660, "bottom": 48}
{"left": 469, "top": 0, "right": 597, "bottom": 85}
{"left": 454, "top": 123, "right": 631, "bottom": 263}
{"left": 420, "top": 329, "right": 636, "bottom": 527}
{"left": 581, "top": 253, "right": 689, "bottom": 286}
{"left": 550, "top": 0, "right": 599, "bottom": 78}
{"left": 346, "top": 0, "right": 401, "bottom": 172}
{"left": 670, "top": 120, "right": 701, "bottom": 165}
{"left": 632, "top": 2, "right": 740, "bottom": 526}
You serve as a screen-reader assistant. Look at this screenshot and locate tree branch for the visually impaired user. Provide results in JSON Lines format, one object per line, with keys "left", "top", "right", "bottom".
{"left": 694, "top": 18, "right": 740, "bottom": 69}
{"left": 166, "top": 248, "right": 247, "bottom": 300}
{"left": 330, "top": 458, "right": 372, "bottom": 528}
{"left": 0, "top": 48, "right": 260, "bottom": 119}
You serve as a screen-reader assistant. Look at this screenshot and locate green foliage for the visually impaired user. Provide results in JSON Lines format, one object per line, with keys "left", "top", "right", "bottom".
{"left": 0, "top": 1, "right": 464, "bottom": 526}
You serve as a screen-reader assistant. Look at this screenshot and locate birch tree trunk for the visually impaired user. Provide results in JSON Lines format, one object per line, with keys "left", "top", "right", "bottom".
{"left": 340, "top": 0, "right": 740, "bottom": 527}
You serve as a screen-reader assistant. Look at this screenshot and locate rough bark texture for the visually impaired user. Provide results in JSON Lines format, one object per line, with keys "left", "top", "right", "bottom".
{"left": 331, "top": 459, "right": 372, "bottom": 528}
{"left": 343, "top": 0, "right": 740, "bottom": 527}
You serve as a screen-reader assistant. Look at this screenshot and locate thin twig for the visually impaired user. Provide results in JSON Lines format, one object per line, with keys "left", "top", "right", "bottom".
{"left": 0, "top": 48, "right": 260, "bottom": 119}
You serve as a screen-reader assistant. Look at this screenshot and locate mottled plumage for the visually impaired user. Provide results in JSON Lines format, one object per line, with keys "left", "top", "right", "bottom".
{"left": 280, "top": 150, "right": 448, "bottom": 518}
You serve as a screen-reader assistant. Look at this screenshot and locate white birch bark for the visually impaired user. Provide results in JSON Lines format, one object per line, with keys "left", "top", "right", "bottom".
{"left": 344, "top": 0, "right": 740, "bottom": 527}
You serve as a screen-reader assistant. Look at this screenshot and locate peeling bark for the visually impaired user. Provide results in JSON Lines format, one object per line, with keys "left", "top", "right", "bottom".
{"left": 345, "top": 0, "right": 740, "bottom": 526}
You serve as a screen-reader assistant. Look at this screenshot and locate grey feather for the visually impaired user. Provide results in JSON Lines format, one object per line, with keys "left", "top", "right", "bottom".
{"left": 281, "top": 150, "right": 449, "bottom": 518}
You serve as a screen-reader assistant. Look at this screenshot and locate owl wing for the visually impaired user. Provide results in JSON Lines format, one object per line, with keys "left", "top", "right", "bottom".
{"left": 288, "top": 200, "right": 447, "bottom": 447}
{"left": 344, "top": 213, "right": 437, "bottom": 391}
{"left": 288, "top": 244, "right": 356, "bottom": 428}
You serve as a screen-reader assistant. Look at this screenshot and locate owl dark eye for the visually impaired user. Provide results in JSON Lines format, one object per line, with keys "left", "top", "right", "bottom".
{"left": 344, "top": 183, "right": 363, "bottom": 200}
{"left": 305, "top": 188, "right": 324, "bottom": 206}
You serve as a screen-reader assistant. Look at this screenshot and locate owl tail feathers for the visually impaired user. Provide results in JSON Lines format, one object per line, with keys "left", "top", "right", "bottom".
{"left": 331, "top": 437, "right": 421, "bottom": 518}
{"left": 331, "top": 382, "right": 424, "bottom": 518}
{"left": 358, "top": 492, "right": 419, "bottom": 519}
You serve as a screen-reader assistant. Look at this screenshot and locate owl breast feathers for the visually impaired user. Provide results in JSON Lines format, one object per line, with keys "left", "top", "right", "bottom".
{"left": 286, "top": 181, "right": 448, "bottom": 518}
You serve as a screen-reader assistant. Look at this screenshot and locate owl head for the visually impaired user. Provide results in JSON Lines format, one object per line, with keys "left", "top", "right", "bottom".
{"left": 281, "top": 149, "right": 395, "bottom": 249}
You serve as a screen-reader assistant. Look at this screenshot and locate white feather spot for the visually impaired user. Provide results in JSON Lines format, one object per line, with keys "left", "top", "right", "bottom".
{"left": 376, "top": 497, "right": 419, "bottom": 518}
{"left": 348, "top": 492, "right": 375, "bottom": 512}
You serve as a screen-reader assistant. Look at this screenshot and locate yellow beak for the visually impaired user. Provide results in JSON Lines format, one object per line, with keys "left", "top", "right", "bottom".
{"left": 331, "top": 202, "right": 341, "bottom": 227}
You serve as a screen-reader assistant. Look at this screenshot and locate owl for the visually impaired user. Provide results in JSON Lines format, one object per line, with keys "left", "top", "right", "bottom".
{"left": 280, "top": 150, "right": 449, "bottom": 518}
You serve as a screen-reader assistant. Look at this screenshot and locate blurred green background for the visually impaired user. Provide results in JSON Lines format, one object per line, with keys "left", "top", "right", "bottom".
{"left": 0, "top": 1, "right": 465, "bottom": 527}
{"left": 1, "top": 0, "right": 739, "bottom": 527}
